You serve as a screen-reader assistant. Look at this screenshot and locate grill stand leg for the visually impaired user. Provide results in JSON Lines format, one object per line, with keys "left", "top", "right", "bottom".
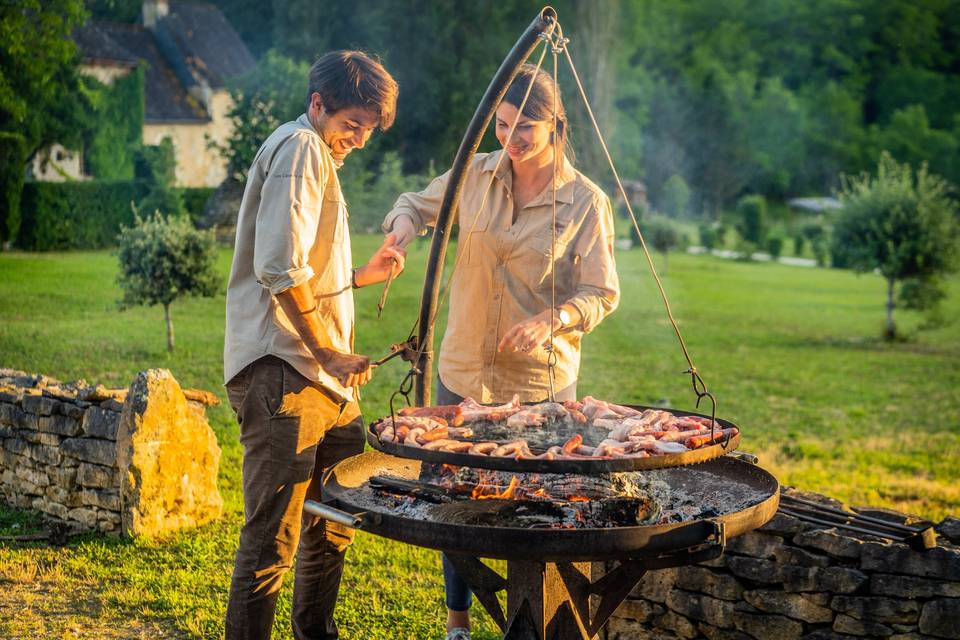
{"left": 447, "top": 555, "right": 650, "bottom": 640}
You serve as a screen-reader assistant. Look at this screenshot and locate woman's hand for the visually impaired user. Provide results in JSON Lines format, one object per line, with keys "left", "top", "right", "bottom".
{"left": 354, "top": 234, "right": 406, "bottom": 287}
{"left": 498, "top": 309, "right": 562, "bottom": 354}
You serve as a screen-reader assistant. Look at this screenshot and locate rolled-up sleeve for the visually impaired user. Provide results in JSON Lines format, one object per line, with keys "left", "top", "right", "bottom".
{"left": 382, "top": 169, "right": 452, "bottom": 236}
{"left": 253, "top": 134, "right": 328, "bottom": 294}
{"left": 566, "top": 194, "right": 620, "bottom": 333}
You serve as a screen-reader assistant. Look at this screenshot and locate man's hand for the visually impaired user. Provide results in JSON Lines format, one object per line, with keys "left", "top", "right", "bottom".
{"left": 389, "top": 215, "right": 418, "bottom": 249}
{"left": 498, "top": 309, "right": 561, "bottom": 354}
{"left": 321, "top": 351, "right": 373, "bottom": 388}
{"left": 353, "top": 233, "right": 406, "bottom": 287}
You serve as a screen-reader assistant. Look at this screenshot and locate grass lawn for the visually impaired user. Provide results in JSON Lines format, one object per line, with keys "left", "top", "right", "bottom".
{"left": 0, "top": 236, "right": 958, "bottom": 638}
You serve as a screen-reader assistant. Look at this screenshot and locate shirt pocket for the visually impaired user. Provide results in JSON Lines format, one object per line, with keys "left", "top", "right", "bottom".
{"left": 457, "top": 209, "right": 490, "bottom": 267}
{"left": 321, "top": 190, "right": 347, "bottom": 244}
{"left": 518, "top": 223, "right": 575, "bottom": 290}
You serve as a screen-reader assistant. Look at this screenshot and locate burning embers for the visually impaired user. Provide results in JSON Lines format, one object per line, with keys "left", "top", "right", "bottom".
{"left": 370, "top": 463, "right": 665, "bottom": 529}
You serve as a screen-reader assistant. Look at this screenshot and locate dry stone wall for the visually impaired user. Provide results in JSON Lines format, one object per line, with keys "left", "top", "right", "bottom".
{"left": 0, "top": 368, "right": 223, "bottom": 537}
{"left": 606, "top": 491, "right": 960, "bottom": 640}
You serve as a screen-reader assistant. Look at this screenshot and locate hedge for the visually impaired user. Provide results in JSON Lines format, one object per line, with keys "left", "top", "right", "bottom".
{"left": 1, "top": 132, "right": 27, "bottom": 247}
{"left": 18, "top": 181, "right": 150, "bottom": 250}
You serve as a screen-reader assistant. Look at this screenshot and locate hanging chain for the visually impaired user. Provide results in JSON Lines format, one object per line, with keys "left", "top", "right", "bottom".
{"left": 545, "top": 24, "right": 567, "bottom": 401}
{"left": 561, "top": 43, "right": 718, "bottom": 431}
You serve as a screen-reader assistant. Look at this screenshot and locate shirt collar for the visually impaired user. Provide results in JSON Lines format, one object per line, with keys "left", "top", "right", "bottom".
{"left": 297, "top": 113, "right": 343, "bottom": 169}
{"left": 480, "top": 149, "right": 576, "bottom": 205}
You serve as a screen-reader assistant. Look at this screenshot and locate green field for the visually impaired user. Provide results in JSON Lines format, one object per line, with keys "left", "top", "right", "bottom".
{"left": 0, "top": 237, "right": 958, "bottom": 638}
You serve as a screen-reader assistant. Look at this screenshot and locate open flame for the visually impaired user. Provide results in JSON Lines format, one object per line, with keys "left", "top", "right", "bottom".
{"left": 472, "top": 475, "right": 521, "bottom": 500}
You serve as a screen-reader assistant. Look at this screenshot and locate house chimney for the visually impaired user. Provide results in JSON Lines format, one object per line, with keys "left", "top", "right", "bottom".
{"left": 142, "top": 0, "right": 169, "bottom": 29}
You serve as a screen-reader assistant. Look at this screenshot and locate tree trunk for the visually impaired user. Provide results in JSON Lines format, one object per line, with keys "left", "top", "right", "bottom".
{"left": 884, "top": 278, "right": 896, "bottom": 340}
{"left": 164, "top": 303, "right": 175, "bottom": 351}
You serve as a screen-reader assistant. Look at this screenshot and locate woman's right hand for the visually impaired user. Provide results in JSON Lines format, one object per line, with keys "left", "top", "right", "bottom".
{"left": 389, "top": 215, "right": 417, "bottom": 248}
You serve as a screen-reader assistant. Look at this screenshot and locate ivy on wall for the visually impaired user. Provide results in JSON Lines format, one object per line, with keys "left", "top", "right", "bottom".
{"left": 81, "top": 66, "right": 145, "bottom": 180}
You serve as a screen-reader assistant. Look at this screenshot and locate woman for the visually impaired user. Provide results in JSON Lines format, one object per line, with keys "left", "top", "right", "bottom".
{"left": 382, "top": 65, "right": 620, "bottom": 640}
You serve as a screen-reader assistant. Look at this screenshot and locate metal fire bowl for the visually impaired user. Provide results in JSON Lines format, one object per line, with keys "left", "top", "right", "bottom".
{"left": 367, "top": 404, "right": 741, "bottom": 474}
{"left": 320, "top": 450, "right": 779, "bottom": 563}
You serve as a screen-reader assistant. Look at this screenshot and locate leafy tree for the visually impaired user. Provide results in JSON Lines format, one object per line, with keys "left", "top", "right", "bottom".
{"left": 833, "top": 152, "right": 959, "bottom": 339}
{"left": 116, "top": 212, "right": 219, "bottom": 351}
{"left": 636, "top": 214, "right": 681, "bottom": 275}
{"left": 660, "top": 174, "right": 691, "bottom": 218}
{"left": 766, "top": 229, "right": 786, "bottom": 260}
{"left": 0, "top": 0, "right": 88, "bottom": 246}
{"left": 135, "top": 138, "right": 184, "bottom": 216}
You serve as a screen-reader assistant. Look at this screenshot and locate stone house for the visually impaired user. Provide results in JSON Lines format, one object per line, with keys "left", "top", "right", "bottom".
{"left": 29, "top": 0, "right": 255, "bottom": 187}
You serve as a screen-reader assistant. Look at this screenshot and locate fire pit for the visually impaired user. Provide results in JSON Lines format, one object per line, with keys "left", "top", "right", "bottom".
{"left": 305, "top": 451, "right": 779, "bottom": 638}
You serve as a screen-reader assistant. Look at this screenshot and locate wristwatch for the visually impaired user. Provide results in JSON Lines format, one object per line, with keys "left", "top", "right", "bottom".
{"left": 557, "top": 307, "right": 571, "bottom": 329}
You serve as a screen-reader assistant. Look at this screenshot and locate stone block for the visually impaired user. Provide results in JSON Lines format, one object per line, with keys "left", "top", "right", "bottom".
{"left": 3, "top": 436, "right": 29, "bottom": 456}
{"left": 833, "top": 613, "right": 894, "bottom": 636}
{"left": 116, "top": 369, "right": 222, "bottom": 537}
{"left": 77, "top": 463, "right": 115, "bottom": 489}
{"left": 632, "top": 567, "right": 677, "bottom": 602}
{"left": 22, "top": 394, "right": 57, "bottom": 416}
{"left": 675, "top": 566, "right": 744, "bottom": 601}
{"left": 32, "top": 496, "right": 68, "bottom": 520}
{"left": 0, "top": 423, "right": 12, "bottom": 438}
{"left": 938, "top": 517, "right": 960, "bottom": 545}
{"left": 0, "top": 403, "right": 15, "bottom": 424}
{"left": 727, "top": 556, "right": 783, "bottom": 584}
{"left": 15, "top": 465, "right": 49, "bottom": 488}
{"left": 61, "top": 438, "right": 116, "bottom": 467}
{"left": 81, "top": 488, "right": 120, "bottom": 510}
{"left": 37, "top": 432, "right": 61, "bottom": 447}
{"left": 37, "top": 413, "right": 81, "bottom": 437}
{"left": 98, "top": 520, "right": 118, "bottom": 533}
{"left": 801, "top": 631, "right": 859, "bottom": 639}
{"left": 48, "top": 466, "right": 78, "bottom": 489}
{"left": 15, "top": 475, "right": 42, "bottom": 495}
{"left": 653, "top": 610, "right": 698, "bottom": 639}
{"left": 67, "top": 507, "right": 98, "bottom": 528}
{"left": 794, "top": 529, "right": 863, "bottom": 560}
{"left": 760, "top": 512, "right": 807, "bottom": 536}
{"left": 733, "top": 611, "right": 804, "bottom": 640}
{"left": 29, "top": 443, "right": 62, "bottom": 466}
{"left": 727, "top": 532, "right": 785, "bottom": 559}
{"left": 608, "top": 616, "right": 678, "bottom": 639}
{"left": 12, "top": 408, "right": 38, "bottom": 430}
{"left": 100, "top": 398, "right": 124, "bottom": 412}
{"left": 870, "top": 573, "right": 960, "bottom": 599}
{"left": 665, "top": 590, "right": 736, "bottom": 628}
{"left": 698, "top": 623, "right": 753, "bottom": 640}
{"left": 831, "top": 596, "right": 919, "bottom": 625}
{"left": 97, "top": 510, "right": 121, "bottom": 524}
{"left": 782, "top": 565, "right": 818, "bottom": 592}
{"left": 775, "top": 546, "right": 832, "bottom": 567}
{"left": 81, "top": 406, "right": 119, "bottom": 440}
{"left": 861, "top": 541, "right": 960, "bottom": 581}
{"left": 888, "top": 634, "right": 924, "bottom": 640}
{"left": 919, "top": 599, "right": 960, "bottom": 638}
{"left": 56, "top": 402, "right": 86, "bottom": 420}
{"left": 0, "top": 389, "right": 22, "bottom": 404}
{"left": 743, "top": 590, "right": 833, "bottom": 623}
{"left": 45, "top": 484, "right": 83, "bottom": 508}
{"left": 613, "top": 598, "right": 662, "bottom": 623}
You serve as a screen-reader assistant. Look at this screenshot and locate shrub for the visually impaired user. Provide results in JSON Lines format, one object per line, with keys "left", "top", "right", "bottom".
{"left": 636, "top": 214, "right": 681, "bottom": 273}
{"left": 792, "top": 233, "right": 806, "bottom": 256}
{"left": 660, "top": 174, "right": 691, "bottom": 218}
{"left": 18, "top": 180, "right": 150, "bottom": 250}
{"left": 766, "top": 230, "right": 786, "bottom": 260}
{"left": 0, "top": 132, "right": 26, "bottom": 248}
{"left": 735, "top": 194, "right": 769, "bottom": 245}
{"left": 116, "top": 211, "right": 219, "bottom": 351}
{"left": 698, "top": 222, "right": 718, "bottom": 250}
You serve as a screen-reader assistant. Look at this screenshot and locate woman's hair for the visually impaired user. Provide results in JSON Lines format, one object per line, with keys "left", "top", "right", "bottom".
{"left": 501, "top": 64, "right": 573, "bottom": 162}
{"left": 306, "top": 50, "right": 399, "bottom": 130}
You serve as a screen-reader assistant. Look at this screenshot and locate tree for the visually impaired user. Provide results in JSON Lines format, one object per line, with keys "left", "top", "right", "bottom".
{"left": 833, "top": 152, "right": 959, "bottom": 339}
{"left": 0, "top": 0, "right": 88, "bottom": 246}
{"left": 116, "top": 212, "right": 219, "bottom": 351}
{"left": 660, "top": 174, "right": 691, "bottom": 218}
{"left": 636, "top": 214, "right": 681, "bottom": 275}
{"left": 735, "top": 194, "right": 768, "bottom": 245}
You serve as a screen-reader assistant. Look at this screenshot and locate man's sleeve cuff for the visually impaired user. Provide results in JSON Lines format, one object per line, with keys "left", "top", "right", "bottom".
{"left": 259, "top": 265, "right": 315, "bottom": 295}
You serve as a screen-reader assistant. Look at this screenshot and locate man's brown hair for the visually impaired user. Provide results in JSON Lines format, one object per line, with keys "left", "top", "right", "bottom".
{"left": 307, "top": 50, "right": 398, "bottom": 130}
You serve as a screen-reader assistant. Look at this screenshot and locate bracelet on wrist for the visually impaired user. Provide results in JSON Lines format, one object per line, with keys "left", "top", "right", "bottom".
{"left": 351, "top": 267, "right": 359, "bottom": 289}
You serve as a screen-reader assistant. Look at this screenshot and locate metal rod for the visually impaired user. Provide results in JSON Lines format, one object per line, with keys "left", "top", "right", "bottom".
{"left": 778, "top": 507, "right": 917, "bottom": 541}
{"left": 780, "top": 493, "right": 928, "bottom": 534}
{"left": 414, "top": 7, "right": 558, "bottom": 406}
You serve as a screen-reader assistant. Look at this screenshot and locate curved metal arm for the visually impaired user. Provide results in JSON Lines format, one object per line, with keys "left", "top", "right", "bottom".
{"left": 415, "top": 7, "right": 558, "bottom": 405}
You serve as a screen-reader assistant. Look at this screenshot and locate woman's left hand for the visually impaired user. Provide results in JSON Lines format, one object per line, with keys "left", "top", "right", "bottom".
{"left": 356, "top": 233, "right": 406, "bottom": 287}
{"left": 498, "top": 310, "right": 561, "bottom": 354}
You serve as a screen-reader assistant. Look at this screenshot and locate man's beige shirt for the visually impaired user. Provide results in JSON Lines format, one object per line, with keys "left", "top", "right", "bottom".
{"left": 384, "top": 150, "right": 620, "bottom": 403}
{"left": 225, "top": 114, "right": 355, "bottom": 402}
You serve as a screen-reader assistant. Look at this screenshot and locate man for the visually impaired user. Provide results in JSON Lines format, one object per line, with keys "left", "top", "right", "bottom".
{"left": 223, "top": 50, "right": 401, "bottom": 640}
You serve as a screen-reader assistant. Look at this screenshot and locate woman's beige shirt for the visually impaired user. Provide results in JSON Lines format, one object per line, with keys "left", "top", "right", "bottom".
{"left": 384, "top": 150, "right": 620, "bottom": 403}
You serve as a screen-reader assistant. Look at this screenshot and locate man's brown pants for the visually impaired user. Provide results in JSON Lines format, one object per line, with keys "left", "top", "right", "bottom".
{"left": 224, "top": 356, "right": 364, "bottom": 640}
